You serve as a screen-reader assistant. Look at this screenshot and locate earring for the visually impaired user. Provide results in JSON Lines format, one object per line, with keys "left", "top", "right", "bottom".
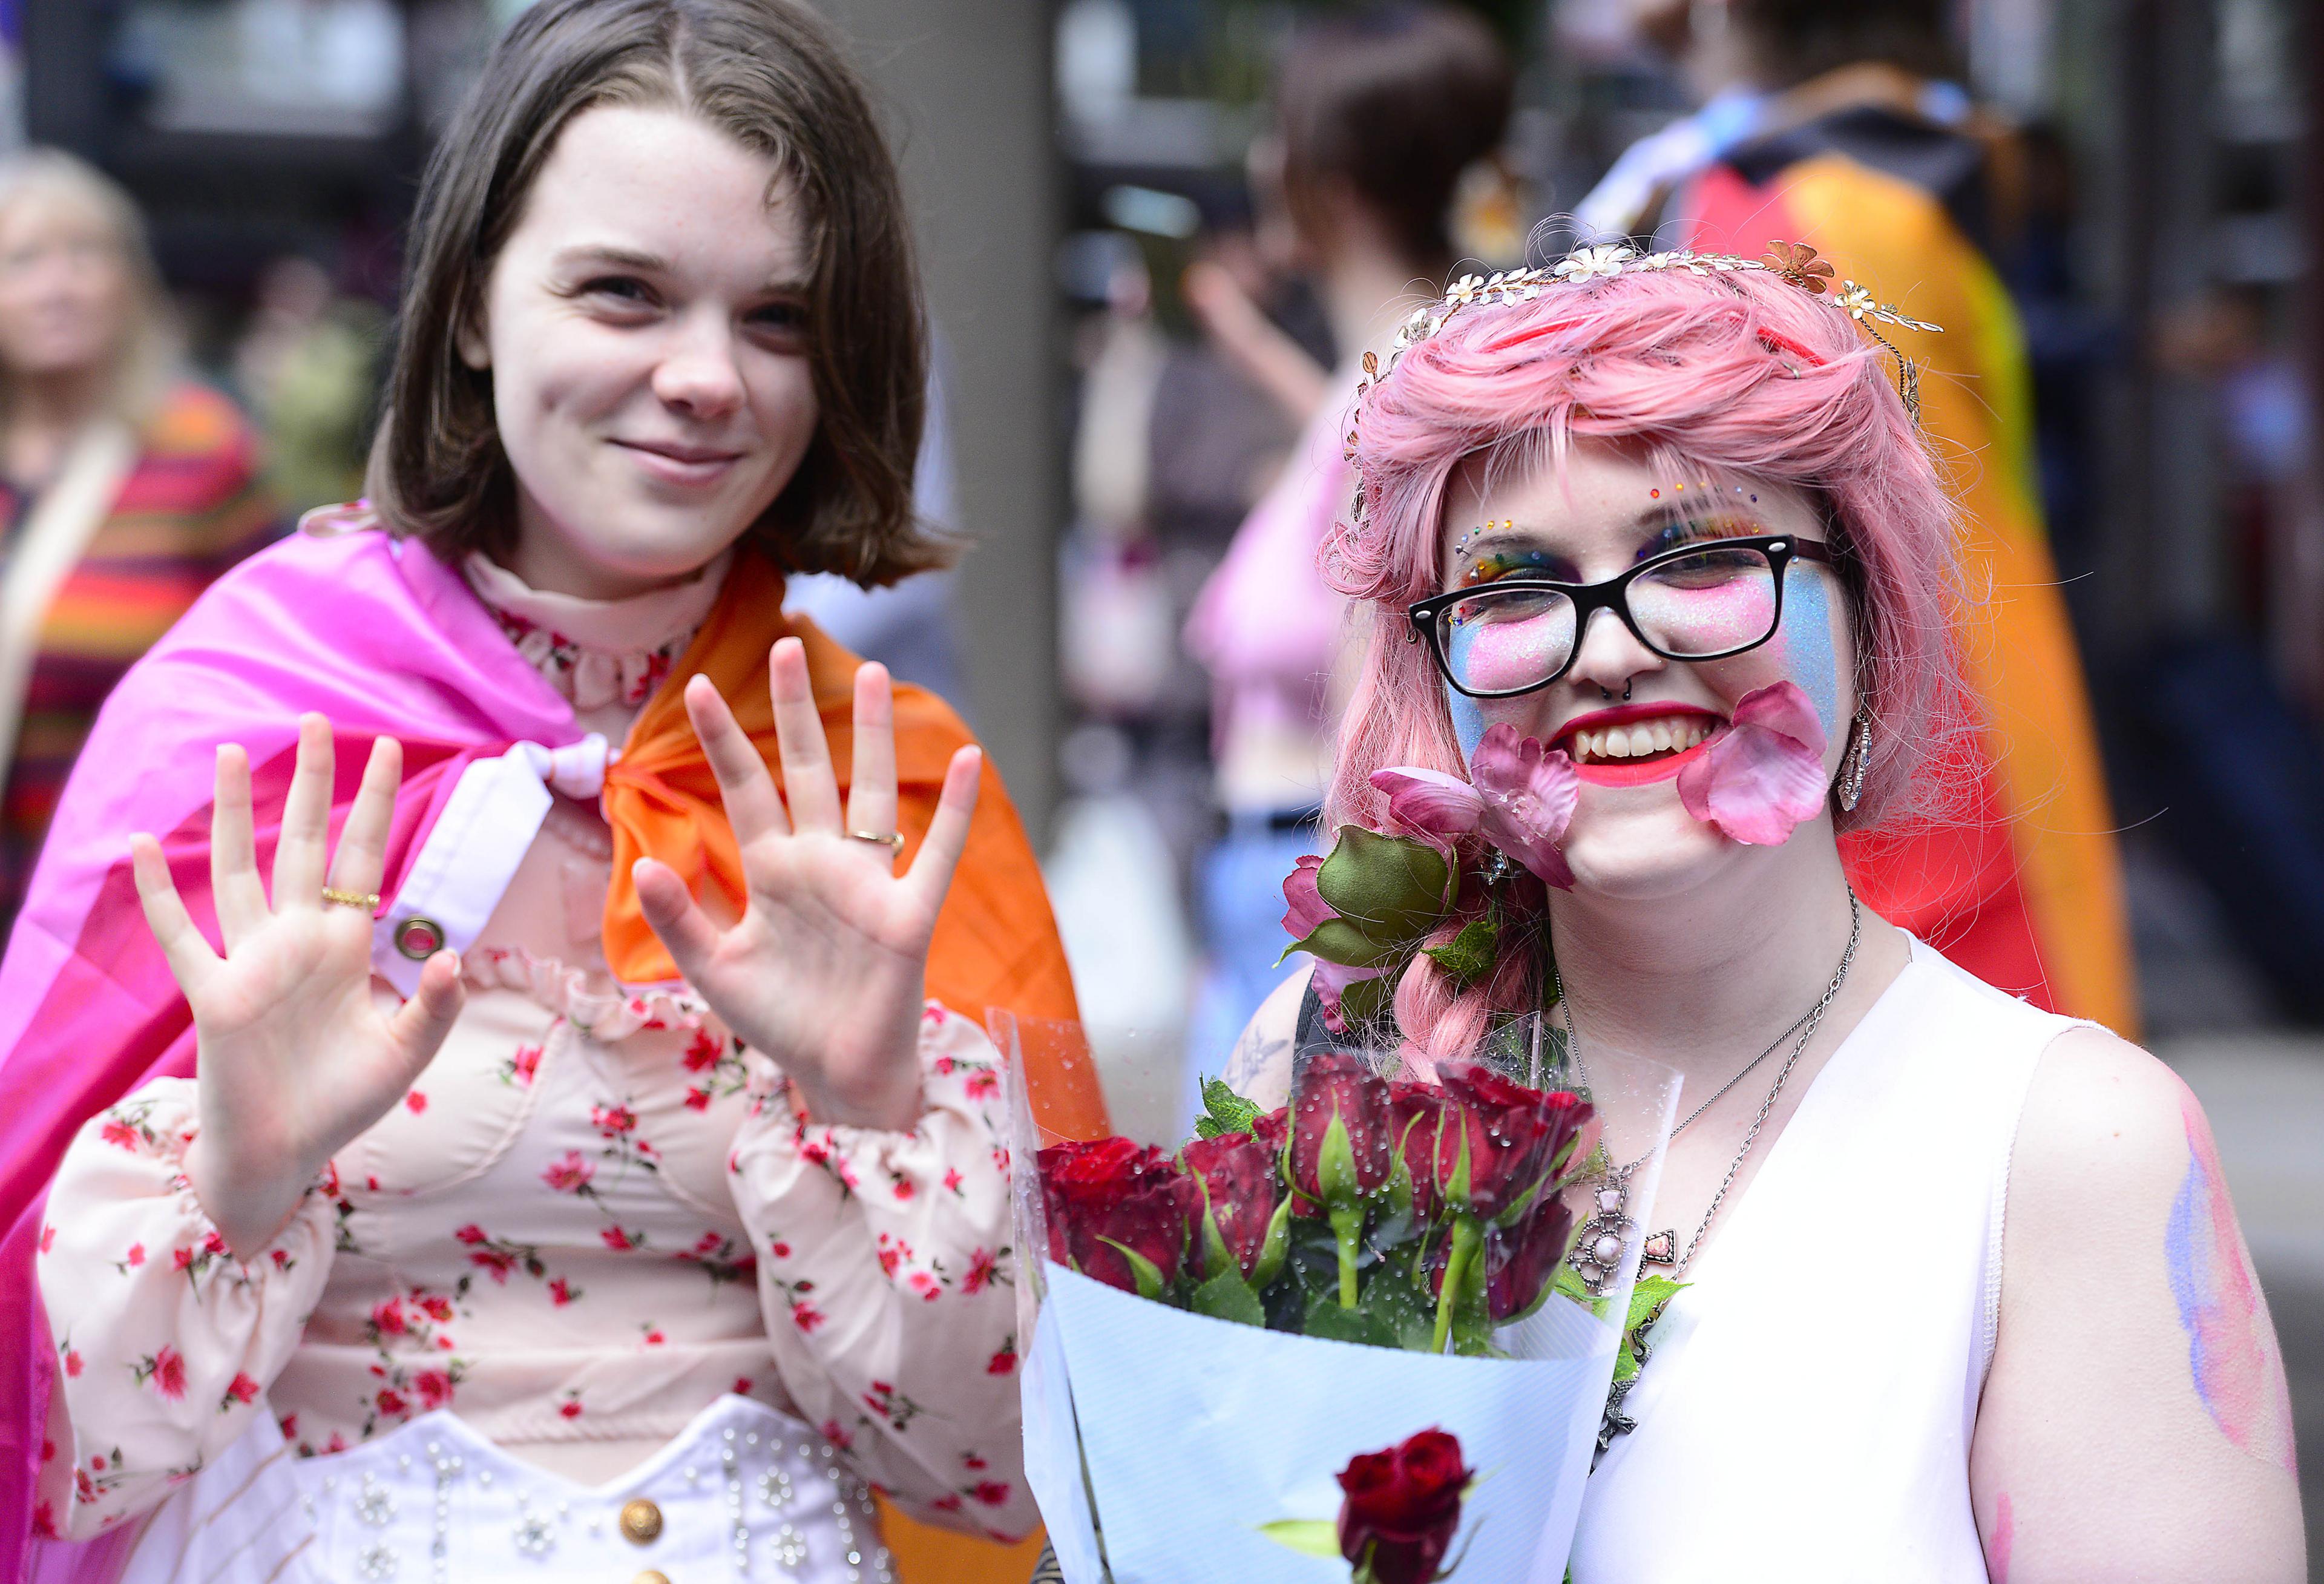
{"left": 1837, "top": 713, "right": 1873, "bottom": 812}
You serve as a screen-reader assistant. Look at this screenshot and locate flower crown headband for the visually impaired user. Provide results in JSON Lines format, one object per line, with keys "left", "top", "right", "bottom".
{"left": 1342, "top": 240, "right": 1943, "bottom": 530}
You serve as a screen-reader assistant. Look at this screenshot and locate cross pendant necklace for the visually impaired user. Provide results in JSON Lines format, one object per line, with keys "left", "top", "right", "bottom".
{"left": 1558, "top": 890, "right": 1863, "bottom": 1448}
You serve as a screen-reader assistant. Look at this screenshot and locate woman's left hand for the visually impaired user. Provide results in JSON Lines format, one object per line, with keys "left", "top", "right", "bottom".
{"left": 632, "top": 638, "right": 980, "bottom": 1132}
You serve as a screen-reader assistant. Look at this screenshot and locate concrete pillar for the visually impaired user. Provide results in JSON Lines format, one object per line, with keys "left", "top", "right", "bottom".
{"left": 818, "top": 0, "right": 1065, "bottom": 841}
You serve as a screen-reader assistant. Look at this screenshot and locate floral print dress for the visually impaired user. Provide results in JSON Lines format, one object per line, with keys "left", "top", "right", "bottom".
{"left": 32, "top": 552, "right": 1031, "bottom": 1545}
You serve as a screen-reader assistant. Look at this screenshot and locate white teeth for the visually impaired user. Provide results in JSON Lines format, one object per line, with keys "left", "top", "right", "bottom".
{"left": 1566, "top": 714, "right": 1721, "bottom": 764}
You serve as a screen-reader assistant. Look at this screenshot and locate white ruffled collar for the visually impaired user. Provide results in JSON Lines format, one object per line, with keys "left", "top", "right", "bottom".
{"left": 465, "top": 550, "right": 730, "bottom": 711}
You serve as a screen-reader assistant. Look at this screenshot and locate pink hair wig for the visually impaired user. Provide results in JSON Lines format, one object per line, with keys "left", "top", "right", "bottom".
{"left": 1319, "top": 266, "right": 1974, "bottom": 1060}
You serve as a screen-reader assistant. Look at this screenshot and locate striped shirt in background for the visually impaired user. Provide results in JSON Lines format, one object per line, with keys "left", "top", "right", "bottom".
{"left": 0, "top": 382, "right": 280, "bottom": 930}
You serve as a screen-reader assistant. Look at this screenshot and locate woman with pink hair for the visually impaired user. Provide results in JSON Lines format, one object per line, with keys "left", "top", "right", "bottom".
{"left": 1222, "top": 248, "right": 2302, "bottom": 1578}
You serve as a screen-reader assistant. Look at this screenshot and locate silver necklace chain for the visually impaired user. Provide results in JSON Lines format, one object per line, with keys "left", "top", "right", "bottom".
{"left": 1563, "top": 886, "right": 1861, "bottom": 1278}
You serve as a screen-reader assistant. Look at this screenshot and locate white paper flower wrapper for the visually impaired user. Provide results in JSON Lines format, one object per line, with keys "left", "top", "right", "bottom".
{"left": 994, "top": 1009, "right": 1683, "bottom": 1584}
{"left": 1024, "top": 1260, "right": 1619, "bottom": 1583}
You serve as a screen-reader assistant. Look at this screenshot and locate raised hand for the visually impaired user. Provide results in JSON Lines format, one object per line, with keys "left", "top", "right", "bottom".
{"left": 133, "top": 716, "right": 465, "bottom": 1259}
{"left": 631, "top": 639, "right": 980, "bottom": 1133}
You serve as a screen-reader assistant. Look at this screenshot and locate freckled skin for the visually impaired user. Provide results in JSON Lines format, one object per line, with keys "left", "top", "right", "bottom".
{"left": 2165, "top": 1092, "right": 2299, "bottom": 1473}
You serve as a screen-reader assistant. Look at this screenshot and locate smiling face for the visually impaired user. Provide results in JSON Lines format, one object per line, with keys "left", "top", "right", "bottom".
{"left": 1434, "top": 441, "right": 1856, "bottom": 898}
{"left": 459, "top": 104, "right": 821, "bottom": 600}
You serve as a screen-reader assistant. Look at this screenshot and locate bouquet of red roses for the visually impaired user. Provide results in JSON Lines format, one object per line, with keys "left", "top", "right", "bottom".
{"left": 1036, "top": 1053, "right": 1595, "bottom": 1358}
{"left": 1000, "top": 1016, "right": 1679, "bottom": 1584}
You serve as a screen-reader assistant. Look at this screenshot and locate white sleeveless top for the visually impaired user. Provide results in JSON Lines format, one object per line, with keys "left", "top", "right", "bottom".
{"left": 1570, "top": 939, "right": 2087, "bottom": 1582}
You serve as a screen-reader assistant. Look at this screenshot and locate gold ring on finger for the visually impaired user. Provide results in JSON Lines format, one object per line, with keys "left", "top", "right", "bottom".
{"left": 848, "top": 830, "right": 905, "bottom": 853}
{"left": 322, "top": 887, "right": 382, "bottom": 912}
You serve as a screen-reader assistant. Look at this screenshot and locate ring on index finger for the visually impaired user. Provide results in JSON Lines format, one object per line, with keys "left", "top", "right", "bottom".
{"left": 848, "top": 829, "right": 905, "bottom": 854}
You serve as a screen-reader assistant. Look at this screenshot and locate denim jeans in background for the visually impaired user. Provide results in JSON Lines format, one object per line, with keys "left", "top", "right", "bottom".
{"left": 1183, "top": 813, "right": 1318, "bottom": 1126}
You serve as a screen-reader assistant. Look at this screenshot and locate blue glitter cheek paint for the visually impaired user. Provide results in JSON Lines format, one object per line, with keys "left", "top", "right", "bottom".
{"left": 1445, "top": 685, "right": 1488, "bottom": 761}
{"left": 1781, "top": 573, "right": 1842, "bottom": 740}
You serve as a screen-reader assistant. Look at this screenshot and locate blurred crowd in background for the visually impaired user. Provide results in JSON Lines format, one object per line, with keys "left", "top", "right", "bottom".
{"left": 0, "top": 0, "right": 2316, "bottom": 1139}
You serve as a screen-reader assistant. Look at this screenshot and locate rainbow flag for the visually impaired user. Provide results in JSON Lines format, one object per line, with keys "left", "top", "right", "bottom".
{"left": 1679, "top": 102, "right": 2138, "bottom": 1033}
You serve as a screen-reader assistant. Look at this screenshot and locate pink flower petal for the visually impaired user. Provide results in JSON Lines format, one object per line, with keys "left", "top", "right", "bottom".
{"left": 1469, "top": 724, "right": 1580, "bottom": 887}
{"left": 1675, "top": 682, "right": 1830, "bottom": 846}
{"left": 1731, "top": 679, "right": 1826, "bottom": 747}
{"left": 1281, "top": 853, "right": 1334, "bottom": 940}
{"left": 1369, "top": 767, "right": 1485, "bottom": 838}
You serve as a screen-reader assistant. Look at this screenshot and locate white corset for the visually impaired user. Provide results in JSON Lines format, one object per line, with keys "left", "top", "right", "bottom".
{"left": 111, "top": 1393, "right": 893, "bottom": 1584}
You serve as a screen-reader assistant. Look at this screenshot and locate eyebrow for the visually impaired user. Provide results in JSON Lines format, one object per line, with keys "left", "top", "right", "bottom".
{"left": 1456, "top": 500, "right": 1776, "bottom": 574}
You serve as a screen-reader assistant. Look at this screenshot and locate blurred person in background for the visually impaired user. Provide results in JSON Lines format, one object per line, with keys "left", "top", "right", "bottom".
{"left": 232, "top": 252, "right": 385, "bottom": 519}
{"left": 0, "top": 151, "right": 277, "bottom": 936}
{"left": 1178, "top": 4, "right": 1514, "bottom": 1083}
{"left": 0, "top": 4, "right": 1098, "bottom": 1580}
{"left": 1587, "top": 0, "right": 2139, "bottom": 1033}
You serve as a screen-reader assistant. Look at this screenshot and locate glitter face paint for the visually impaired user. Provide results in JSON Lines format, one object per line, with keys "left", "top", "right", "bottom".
{"left": 1777, "top": 568, "right": 1842, "bottom": 741}
{"left": 1445, "top": 683, "right": 1488, "bottom": 760}
{"left": 2164, "top": 1092, "right": 2299, "bottom": 1472}
{"left": 1445, "top": 597, "right": 1575, "bottom": 694}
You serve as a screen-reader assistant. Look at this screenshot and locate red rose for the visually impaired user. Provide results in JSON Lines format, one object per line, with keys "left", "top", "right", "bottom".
{"left": 1037, "top": 1137, "right": 1198, "bottom": 1296}
{"left": 1288, "top": 1053, "right": 1393, "bottom": 1208}
{"left": 1178, "top": 1131, "right": 1284, "bottom": 1282}
{"left": 1483, "top": 1192, "right": 1577, "bottom": 1322}
{"left": 1336, "top": 1428, "right": 1471, "bottom": 1584}
{"left": 1431, "top": 1060, "right": 1595, "bottom": 1221}
{"left": 1388, "top": 1082, "right": 1446, "bottom": 1223}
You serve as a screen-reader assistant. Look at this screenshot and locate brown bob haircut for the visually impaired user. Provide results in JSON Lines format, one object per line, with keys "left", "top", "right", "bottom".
{"left": 366, "top": 0, "right": 946, "bottom": 585}
{"left": 1276, "top": 5, "right": 1513, "bottom": 266}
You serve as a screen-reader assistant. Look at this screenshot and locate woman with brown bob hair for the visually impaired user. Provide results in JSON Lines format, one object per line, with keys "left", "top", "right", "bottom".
{"left": 0, "top": 3, "right": 1100, "bottom": 1579}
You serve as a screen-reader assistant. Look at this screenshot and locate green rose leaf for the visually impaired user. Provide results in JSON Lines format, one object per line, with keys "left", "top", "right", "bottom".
{"left": 1192, "top": 1076, "right": 1262, "bottom": 1140}
{"left": 1258, "top": 1519, "right": 1342, "bottom": 1559}
{"left": 1302, "top": 1292, "right": 1397, "bottom": 1348}
{"left": 1613, "top": 1277, "right": 1687, "bottom": 1382}
{"left": 1190, "top": 1270, "right": 1268, "bottom": 1328}
{"left": 1360, "top": 1261, "right": 1439, "bottom": 1352}
{"left": 1422, "top": 916, "right": 1500, "bottom": 987}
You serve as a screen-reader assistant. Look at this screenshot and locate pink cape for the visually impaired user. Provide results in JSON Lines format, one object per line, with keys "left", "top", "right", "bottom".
{"left": 0, "top": 527, "right": 582, "bottom": 1569}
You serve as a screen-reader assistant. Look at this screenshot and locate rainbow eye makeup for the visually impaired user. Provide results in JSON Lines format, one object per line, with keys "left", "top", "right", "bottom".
{"left": 1460, "top": 547, "right": 1564, "bottom": 588}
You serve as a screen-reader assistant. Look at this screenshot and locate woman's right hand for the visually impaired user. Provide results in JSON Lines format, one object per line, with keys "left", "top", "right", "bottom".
{"left": 132, "top": 714, "right": 466, "bottom": 1259}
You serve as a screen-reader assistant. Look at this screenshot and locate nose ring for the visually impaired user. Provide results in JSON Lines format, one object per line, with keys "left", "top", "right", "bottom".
{"left": 1598, "top": 679, "right": 1634, "bottom": 704}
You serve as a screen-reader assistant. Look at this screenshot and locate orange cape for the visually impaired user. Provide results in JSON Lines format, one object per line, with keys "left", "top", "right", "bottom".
{"left": 599, "top": 551, "right": 1105, "bottom": 1141}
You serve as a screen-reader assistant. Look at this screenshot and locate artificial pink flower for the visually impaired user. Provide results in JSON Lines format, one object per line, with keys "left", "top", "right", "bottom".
{"left": 1675, "top": 682, "right": 1830, "bottom": 846}
{"left": 1370, "top": 723, "right": 1578, "bottom": 887}
{"left": 1280, "top": 853, "right": 1332, "bottom": 939}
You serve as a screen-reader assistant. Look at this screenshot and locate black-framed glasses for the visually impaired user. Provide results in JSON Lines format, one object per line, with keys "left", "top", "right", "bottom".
{"left": 1408, "top": 534, "right": 1836, "bottom": 700}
